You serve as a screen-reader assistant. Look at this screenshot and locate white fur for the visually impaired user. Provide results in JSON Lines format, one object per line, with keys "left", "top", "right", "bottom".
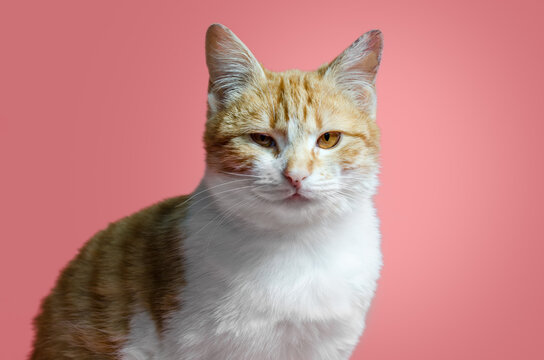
{"left": 120, "top": 166, "right": 381, "bottom": 359}
{"left": 119, "top": 311, "right": 160, "bottom": 360}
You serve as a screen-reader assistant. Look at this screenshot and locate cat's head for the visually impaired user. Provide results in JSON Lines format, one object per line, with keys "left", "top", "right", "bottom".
{"left": 202, "top": 24, "right": 382, "bottom": 229}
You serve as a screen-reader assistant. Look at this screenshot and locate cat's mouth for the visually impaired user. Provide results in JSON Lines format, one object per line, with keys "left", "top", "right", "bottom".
{"left": 252, "top": 186, "right": 314, "bottom": 204}
{"left": 283, "top": 192, "right": 311, "bottom": 203}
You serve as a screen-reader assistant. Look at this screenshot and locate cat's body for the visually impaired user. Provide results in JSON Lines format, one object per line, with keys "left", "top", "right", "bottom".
{"left": 32, "top": 24, "right": 383, "bottom": 359}
{"left": 122, "top": 180, "right": 380, "bottom": 360}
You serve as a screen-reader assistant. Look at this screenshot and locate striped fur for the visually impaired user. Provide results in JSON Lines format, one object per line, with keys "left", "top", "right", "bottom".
{"left": 31, "top": 197, "right": 188, "bottom": 359}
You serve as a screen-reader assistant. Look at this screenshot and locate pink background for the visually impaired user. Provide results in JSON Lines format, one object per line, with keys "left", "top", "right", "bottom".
{"left": 1, "top": 0, "right": 543, "bottom": 359}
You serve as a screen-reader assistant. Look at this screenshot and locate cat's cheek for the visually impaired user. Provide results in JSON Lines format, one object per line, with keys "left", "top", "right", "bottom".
{"left": 335, "top": 139, "right": 378, "bottom": 172}
{"left": 313, "top": 153, "right": 347, "bottom": 179}
{"left": 338, "top": 147, "right": 362, "bottom": 171}
{"left": 207, "top": 143, "right": 257, "bottom": 174}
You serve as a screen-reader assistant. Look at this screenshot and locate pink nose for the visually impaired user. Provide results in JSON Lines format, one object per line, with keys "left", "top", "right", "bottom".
{"left": 283, "top": 170, "right": 308, "bottom": 189}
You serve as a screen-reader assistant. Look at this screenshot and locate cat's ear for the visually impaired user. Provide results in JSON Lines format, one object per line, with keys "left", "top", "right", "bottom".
{"left": 321, "top": 30, "right": 383, "bottom": 117}
{"left": 205, "top": 24, "right": 265, "bottom": 114}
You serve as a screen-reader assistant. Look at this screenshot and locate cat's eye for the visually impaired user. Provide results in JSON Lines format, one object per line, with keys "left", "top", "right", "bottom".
{"left": 317, "top": 132, "right": 341, "bottom": 149}
{"left": 250, "top": 133, "right": 276, "bottom": 148}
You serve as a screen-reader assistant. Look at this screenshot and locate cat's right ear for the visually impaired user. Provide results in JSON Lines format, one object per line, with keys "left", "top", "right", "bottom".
{"left": 205, "top": 24, "right": 265, "bottom": 115}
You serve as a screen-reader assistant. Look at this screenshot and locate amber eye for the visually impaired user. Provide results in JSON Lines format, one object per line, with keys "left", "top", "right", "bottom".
{"left": 317, "top": 131, "right": 341, "bottom": 149}
{"left": 250, "top": 133, "right": 276, "bottom": 148}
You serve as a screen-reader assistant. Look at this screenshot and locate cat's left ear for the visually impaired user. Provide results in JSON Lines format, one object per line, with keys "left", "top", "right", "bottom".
{"left": 205, "top": 24, "right": 265, "bottom": 115}
{"left": 321, "top": 30, "right": 383, "bottom": 117}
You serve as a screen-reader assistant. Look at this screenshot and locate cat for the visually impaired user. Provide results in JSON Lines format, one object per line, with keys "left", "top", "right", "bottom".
{"left": 31, "top": 23, "right": 383, "bottom": 360}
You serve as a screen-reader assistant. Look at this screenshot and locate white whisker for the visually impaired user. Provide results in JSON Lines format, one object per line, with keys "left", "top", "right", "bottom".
{"left": 200, "top": 196, "right": 260, "bottom": 255}
{"left": 176, "top": 179, "right": 252, "bottom": 208}
{"left": 188, "top": 184, "right": 256, "bottom": 210}
{"left": 218, "top": 171, "right": 262, "bottom": 179}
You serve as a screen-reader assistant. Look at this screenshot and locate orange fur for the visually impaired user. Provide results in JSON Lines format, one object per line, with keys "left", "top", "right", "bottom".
{"left": 31, "top": 197, "right": 187, "bottom": 359}
{"left": 205, "top": 69, "right": 380, "bottom": 176}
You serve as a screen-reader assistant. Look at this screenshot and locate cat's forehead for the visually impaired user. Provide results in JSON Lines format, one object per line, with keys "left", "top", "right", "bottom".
{"left": 243, "top": 70, "right": 366, "bottom": 135}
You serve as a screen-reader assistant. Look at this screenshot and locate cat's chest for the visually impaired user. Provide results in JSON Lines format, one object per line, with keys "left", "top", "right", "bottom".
{"left": 157, "top": 207, "right": 381, "bottom": 359}
{"left": 182, "top": 209, "right": 381, "bottom": 322}
{"left": 218, "top": 254, "right": 367, "bottom": 323}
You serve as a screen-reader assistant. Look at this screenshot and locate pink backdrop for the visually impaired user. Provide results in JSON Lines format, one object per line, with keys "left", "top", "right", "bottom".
{"left": 1, "top": 0, "right": 543, "bottom": 359}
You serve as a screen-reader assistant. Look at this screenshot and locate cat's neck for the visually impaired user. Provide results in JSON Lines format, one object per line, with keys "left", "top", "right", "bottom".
{"left": 182, "top": 179, "right": 377, "bottom": 260}
{"left": 180, "top": 180, "right": 379, "bottom": 286}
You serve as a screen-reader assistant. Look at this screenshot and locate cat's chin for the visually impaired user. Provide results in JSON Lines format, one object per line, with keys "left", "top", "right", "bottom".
{"left": 262, "top": 190, "right": 318, "bottom": 210}
{"left": 245, "top": 195, "right": 346, "bottom": 230}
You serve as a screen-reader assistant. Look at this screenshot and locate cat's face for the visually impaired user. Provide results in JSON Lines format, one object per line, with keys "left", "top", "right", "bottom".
{"left": 202, "top": 24, "right": 382, "bottom": 229}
